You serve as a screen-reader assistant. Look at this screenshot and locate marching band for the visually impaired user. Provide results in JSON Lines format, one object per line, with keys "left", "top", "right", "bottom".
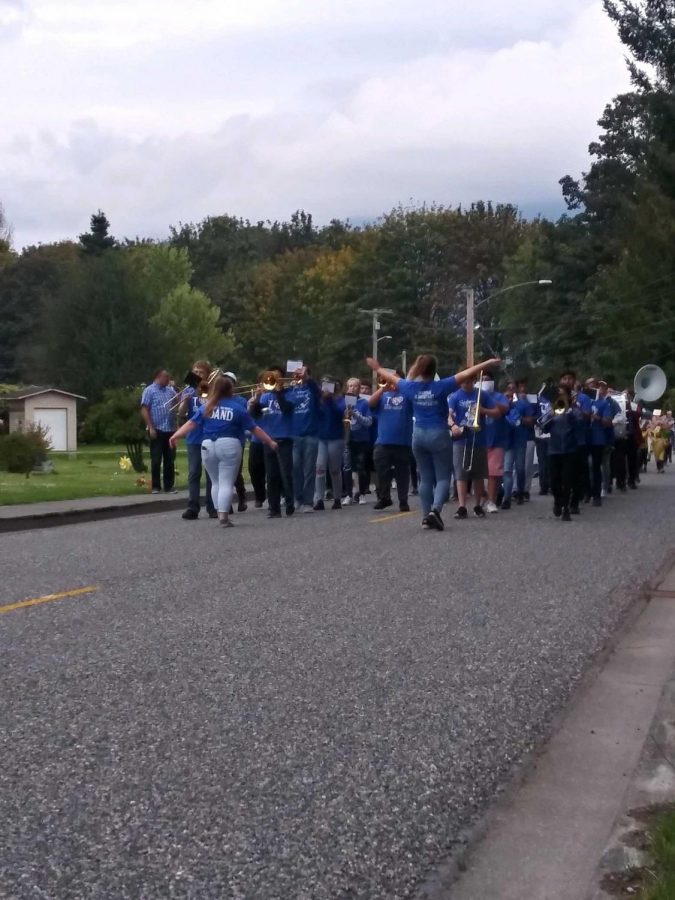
{"left": 144, "top": 355, "right": 674, "bottom": 531}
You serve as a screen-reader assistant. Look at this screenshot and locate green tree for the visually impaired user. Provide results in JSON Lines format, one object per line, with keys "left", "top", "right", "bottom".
{"left": 79, "top": 210, "right": 116, "bottom": 255}
{"left": 150, "top": 284, "right": 237, "bottom": 378}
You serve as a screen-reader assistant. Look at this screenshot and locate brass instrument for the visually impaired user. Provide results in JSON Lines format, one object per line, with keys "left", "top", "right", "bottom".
{"left": 261, "top": 371, "right": 296, "bottom": 391}
{"left": 164, "top": 370, "right": 202, "bottom": 410}
{"left": 463, "top": 371, "right": 483, "bottom": 470}
{"left": 553, "top": 394, "right": 570, "bottom": 415}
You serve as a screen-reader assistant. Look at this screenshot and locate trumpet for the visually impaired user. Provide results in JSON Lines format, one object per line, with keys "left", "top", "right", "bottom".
{"left": 261, "top": 371, "right": 297, "bottom": 391}
{"left": 553, "top": 394, "right": 570, "bottom": 415}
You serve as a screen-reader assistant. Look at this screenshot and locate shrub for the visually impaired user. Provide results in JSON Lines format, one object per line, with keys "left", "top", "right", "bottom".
{"left": 0, "top": 433, "right": 39, "bottom": 476}
{"left": 80, "top": 387, "right": 148, "bottom": 472}
{"left": 22, "top": 421, "right": 51, "bottom": 465}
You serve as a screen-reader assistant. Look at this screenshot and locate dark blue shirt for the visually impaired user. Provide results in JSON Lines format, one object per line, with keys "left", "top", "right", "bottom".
{"left": 347, "top": 397, "right": 373, "bottom": 443}
{"left": 255, "top": 391, "right": 293, "bottom": 440}
{"left": 397, "top": 377, "right": 458, "bottom": 430}
{"left": 574, "top": 392, "right": 592, "bottom": 446}
{"left": 318, "top": 396, "right": 345, "bottom": 441}
{"left": 184, "top": 388, "right": 203, "bottom": 446}
{"left": 484, "top": 391, "right": 509, "bottom": 449}
{"left": 545, "top": 408, "right": 581, "bottom": 455}
{"left": 511, "top": 397, "right": 536, "bottom": 447}
{"left": 590, "top": 396, "right": 612, "bottom": 447}
{"left": 288, "top": 381, "right": 320, "bottom": 437}
{"left": 372, "top": 391, "right": 413, "bottom": 447}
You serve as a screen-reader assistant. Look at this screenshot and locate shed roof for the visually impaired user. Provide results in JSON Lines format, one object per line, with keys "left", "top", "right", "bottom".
{"left": 2, "top": 385, "right": 87, "bottom": 401}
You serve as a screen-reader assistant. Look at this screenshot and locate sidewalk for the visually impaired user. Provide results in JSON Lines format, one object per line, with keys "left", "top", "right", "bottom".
{"left": 422, "top": 554, "right": 675, "bottom": 900}
{"left": 0, "top": 490, "right": 190, "bottom": 533}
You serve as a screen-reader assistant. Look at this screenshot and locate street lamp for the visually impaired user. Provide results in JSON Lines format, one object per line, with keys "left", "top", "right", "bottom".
{"left": 466, "top": 280, "right": 552, "bottom": 366}
{"left": 377, "top": 335, "right": 392, "bottom": 345}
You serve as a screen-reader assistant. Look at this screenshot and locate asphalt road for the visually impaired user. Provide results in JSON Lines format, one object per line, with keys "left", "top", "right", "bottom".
{"left": 2, "top": 472, "right": 675, "bottom": 899}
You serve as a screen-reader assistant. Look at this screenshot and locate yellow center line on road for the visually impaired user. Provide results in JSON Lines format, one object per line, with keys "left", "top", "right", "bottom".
{"left": 0, "top": 585, "right": 100, "bottom": 615}
{"left": 370, "top": 512, "right": 415, "bottom": 524}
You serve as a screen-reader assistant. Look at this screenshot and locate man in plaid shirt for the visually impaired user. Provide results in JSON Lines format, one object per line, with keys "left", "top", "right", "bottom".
{"left": 141, "top": 368, "right": 177, "bottom": 493}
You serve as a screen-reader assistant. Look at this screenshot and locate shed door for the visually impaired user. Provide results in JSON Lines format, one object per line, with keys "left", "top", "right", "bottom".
{"left": 34, "top": 408, "right": 68, "bottom": 451}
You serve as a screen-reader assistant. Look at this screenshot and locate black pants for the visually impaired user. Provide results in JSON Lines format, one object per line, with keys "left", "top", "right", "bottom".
{"left": 536, "top": 438, "right": 550, "bottom": 493}
{"left": 150, "top": 430, "right": 175, "bottom": 491}
{"left": 248, "top": 441, "right": 266, "bottom": 504}
{"left": 264, "top": 439, "right": 294, "bottom": 515}
{"left": 344, "top": 441, "right": 370, "bottom": 498}
{"left": 627, "top": 441, "right": 639, "bottom": 485}
{"left": 590, "top": 445, "right": 604, "bottom": 500}
{"left": 612, "top": 438, "right": 628, "bottom": 488}
{"left": 235, "top": 460, "right": 246, "bottom": 504}
{"left": 572, "top": 447, "right": 590, "bottom": 507}
{"left": 550, "top": 453, "right": 575, "bottom": 511}
{"left": 186, "top": 442, "right": 214, "bottom": 513}
{"left": 374, "top": 444, "right": 410, "bottom": 504}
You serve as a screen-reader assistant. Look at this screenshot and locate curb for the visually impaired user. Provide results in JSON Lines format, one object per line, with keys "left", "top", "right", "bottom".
{"left": 0, "top": 491, "right": 256, "bottom": 534}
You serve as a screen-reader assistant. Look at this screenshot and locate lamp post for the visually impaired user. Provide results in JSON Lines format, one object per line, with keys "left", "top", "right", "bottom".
{"left": 465, "top": 280, "right": 552, "bottom": 366}
{"left": 359, "top": 307, "right": 393, "bottom": 389}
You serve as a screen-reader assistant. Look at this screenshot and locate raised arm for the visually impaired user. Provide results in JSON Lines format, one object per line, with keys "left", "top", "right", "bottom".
{"left": 452, "top": 359, "right": 501, "bottom": 384}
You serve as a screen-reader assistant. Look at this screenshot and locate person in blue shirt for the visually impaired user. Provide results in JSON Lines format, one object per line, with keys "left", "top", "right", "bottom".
{"left": 288, "top": 366, "right": 321, "bottom": 513}
{"left": 247, "top": 370, "right": 268, "bottom": 509}
{"left": 598, "top": 381, "right": 620, "bottom": 498}
{"left": 534, "top": 379, "right": 556, "bottom": 497}
{"left": 249, "top": 367, "right": 295, "bottom": 519}
{"left": 367, "top": 353, "right": 500, "bottom": 531}
{"left": 448, "top": 374, "right": 499, "bottom": 519}
{"left": 514, "top": 379, "right": 537, "bottom": 503}
{"left": 170, "top": 374, "right": 277, "bottom": 528}
{"left": 314, "top": 378, "right": 346, "bottom": 511}
{"left": 140, "top": 367, "right": 177, "bottom": 494}
{"left": 589, "top": 386, "right": 613, "bottom": 506}
{"left": 178, "top": 360, "right": 216, "bottom": 520}
{"left": 368, "top": 372, "right": 413, "bottom": 512}
{"left": 543, "top": 385, "right": 581, "bottom": 521}
{"left": 561, "top": 370, "right": 591, "bottom": 513}
{"left": 224, "top": 371, "right": 249, "bottom": 513}
{"left": 342, "top": 377, "right": 373, "bottom": 505}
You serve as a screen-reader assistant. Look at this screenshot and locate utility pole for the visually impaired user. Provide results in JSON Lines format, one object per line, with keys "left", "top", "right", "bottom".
{"left": 358, "top": 307, "right": 393, "bottom": 389}
{"left": 401, "top": 349, "right": 407, "bottom": 376}
{"left": 465, "top": 288, "right": 475, "bottom": 368}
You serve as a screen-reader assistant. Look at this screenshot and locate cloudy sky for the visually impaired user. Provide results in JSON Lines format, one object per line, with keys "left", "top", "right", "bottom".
{"left": 1, "top": 0, "right": 630, "bottom": 249}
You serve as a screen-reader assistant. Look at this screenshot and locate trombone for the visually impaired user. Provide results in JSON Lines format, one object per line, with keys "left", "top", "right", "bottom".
{"left": 463, "top": 370, "right": 483, "bottom": 471}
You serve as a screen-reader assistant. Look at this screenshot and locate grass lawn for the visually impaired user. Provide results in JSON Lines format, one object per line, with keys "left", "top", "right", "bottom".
{"left": 0, "top": 445, "right": 189, "bottom": 506}
{"left": 640, "top": 806, "right": 675, "bottom": 899}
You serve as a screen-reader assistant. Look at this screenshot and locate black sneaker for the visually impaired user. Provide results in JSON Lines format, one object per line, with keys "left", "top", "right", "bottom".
{"left": 422, "top": 517, "right": 430, "bottom": 529}
{"left": 473, "top": 505, "right": 486, "bottom": 518}
{"left": 427, "top": 509, "right": 445, "bottom": 531}
{"left": 570, "top": 505, "right": 580, "bottom": 515}
{"left": 254, "top": 500, "right": 263, "bottom": 509}
{"left": 267, "top": 511, "right": 282, "bottom": 519}
{"left": 373, "top": 499, "right": 393, "bottom": 511}
{"left": 500, "top": 499, "right": 511, "bottom": 510}
{"left": 238, "top": 500, "right": 248, "bottom": 512}
{"left": 562, "top": 509, "right": 572, "bottom": 522}
{"left": 553, "top": 503, "right": 562, "bottom": 518}
{"left": 285, "top": 505, "right": 295, "bottom": 517}
{"left": 182, "top": 509, "right": 198, "bottom": 520}
{"left": 399, "top": 502, "right": 410, "bottom": 512}
{"left": 516, "top": 493, "right": 524, "bottom": 506}
{"left": 592, "top": 497, "right": 602, "bottom": 507}
{"left": 454, "top": 506, "right": 468, "bottom": 520}
{"left": 221, "top": 518, "right": 234, "bottom": 528}
{"left": 523, "top": 491, "right": 530, "bottom": 502}
{"left": 326, "top": 490, "right": 334, "bottom": 501}
{"left": 539, "top": 490, "right": 549, "bottom": 496}
{"left": 332, "top": 499, "right": 342, "bottom": 510}
{"left": 313, "top": 500, "right": 325, "bottom": 511}
{"left": 208, "top": 510, "right": 218, "bottom": 519}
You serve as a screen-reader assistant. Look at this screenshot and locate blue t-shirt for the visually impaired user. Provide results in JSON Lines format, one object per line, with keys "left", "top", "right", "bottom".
{"left": 318, "top": 397, "right": 345, "bottom": 441}
{"left": 256, "top": 391, "right": 293, "bottom": 440}
{"left": 372, "top": 391, "right": 413, "bottom": 447}
{"left": 191, "top": 399, "right": 257, "bottom": 442}
{"left": 590, "top": 396, "right": 612, "bottom": 446}
{"left": 289, "top": 381, "right": 320, "bottom": 437}
{"left": 397, "top": 377, "right": 458, "bottom": 430}
{"left": 484, "top": 391, "right": 509, "bottom": 449}
{"left": 347, "top": 397, "right": 373, "bottom": 443}
{"left": 574, "top": 392, "right": 592, "bottom": 446}
{"left": 511, "top": 396, "right": 536, "bottom": 447}
{"left": 448, "top": 388, "right": 496, "bottom": 447}
{"left": 603, "top": 395, "right": 620, "bottom": 446}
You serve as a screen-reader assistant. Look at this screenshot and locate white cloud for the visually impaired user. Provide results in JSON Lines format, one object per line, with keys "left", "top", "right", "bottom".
{"left": 0, "top": 0, "right": 630, "bottom": 248}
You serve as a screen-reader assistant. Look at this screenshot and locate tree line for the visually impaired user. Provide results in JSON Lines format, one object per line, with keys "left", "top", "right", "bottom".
{"left": 1, "top": 0, "right": 673, "bottom": 406}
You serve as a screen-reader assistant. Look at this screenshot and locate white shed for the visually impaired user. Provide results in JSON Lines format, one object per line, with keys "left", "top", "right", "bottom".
{"left": 5, "top": 386, "right": 86, "bottom": 452}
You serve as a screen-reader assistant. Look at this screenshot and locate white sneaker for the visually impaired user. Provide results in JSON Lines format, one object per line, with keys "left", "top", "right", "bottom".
{"left": 358, "top": 495, "right": 367, "bottom": 505}
{"left": 341, "top": 496, "right": 353, "bottom": 506}
{"left": 485, "top": 500, "right": 498, "bottom": 514}
{"left": 303, "top": 506, "right": 314, "bottom": 513}
{"left": 601, "top": 488, "right": 607, "bottom": 498}
{"left": 296, "top": 504, "right": 304, "bottom": 514}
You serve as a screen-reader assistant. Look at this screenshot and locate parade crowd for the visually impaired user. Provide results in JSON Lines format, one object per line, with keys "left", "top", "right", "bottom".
{"left": 138, "top": 356, "right": 673, "bottom": 530}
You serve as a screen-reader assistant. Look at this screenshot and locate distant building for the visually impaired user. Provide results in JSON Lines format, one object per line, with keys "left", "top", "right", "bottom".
{"left": 4, "top": 386, "right": 86, "bottom": 452}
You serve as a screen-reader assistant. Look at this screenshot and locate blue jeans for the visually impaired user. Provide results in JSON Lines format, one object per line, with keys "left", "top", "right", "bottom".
{"left": 503, "top": 443, "right": 527, "bottom": 501}
{"left": 412, "top": 426, "right": 452, "bottom": 516}
{"left": 293, "top": 434, "right": 319, "bottom": 506}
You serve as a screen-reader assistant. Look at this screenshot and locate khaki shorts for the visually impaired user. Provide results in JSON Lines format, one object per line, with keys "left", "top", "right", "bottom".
{"left": 453, "top": 441, "right": 488, "bottom": 481}
{"left": 487, "top": 446, "right": 505, "bottom": 477}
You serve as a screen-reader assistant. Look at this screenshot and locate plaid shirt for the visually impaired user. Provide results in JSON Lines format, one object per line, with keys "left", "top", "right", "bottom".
{"left": 141, "top": 382, "right": 177, "bottom": 432}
